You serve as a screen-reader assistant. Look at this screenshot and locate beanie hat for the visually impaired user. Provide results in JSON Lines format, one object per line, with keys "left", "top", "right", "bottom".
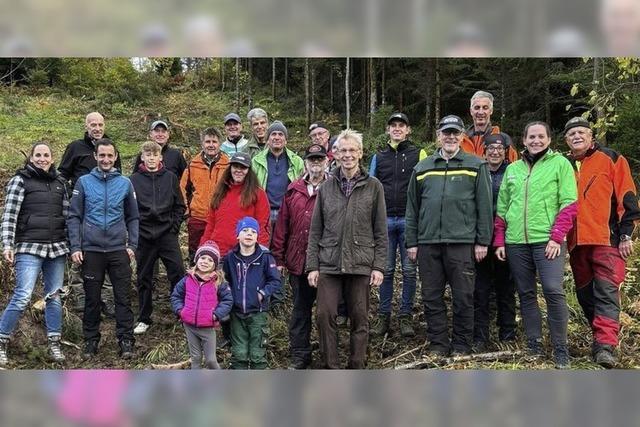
{"left": 266, "top": 121, "right": 288, "bottom": 140}
{"left": 563, "top": 117, "right": 592, "bottom": 135}
{"left": 236, "top": 216, "right": 260, "bottom": 237}
{"left": 195, "top": 240, "right": 220, "bottom": 266}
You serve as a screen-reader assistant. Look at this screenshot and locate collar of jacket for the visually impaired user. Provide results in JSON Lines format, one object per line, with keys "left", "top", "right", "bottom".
{"left": 522, "top": 147, "right": 553, "bottom": 166}
{"left": 466, "top": 123, "right": 493, "bottom": 138}
{"left": 332, "top": 165, "right": 368, "bottom": 182}
{"left": 231, "top": 243, "right": 270, "bottom": 260}
{"left": 567, "top": 142, "right": 598, "bottom": 162}
{"left": 434, "top": 148, "right": 464, "bottom": 163}
{"left": 138, "top": 162, "right": 166, "bottom": 174}
{"left": 90, "top": 167, "right": 121, "bottom": 180}
{"left": 254, "top": 146, "right": 296, "bottom": 165}
{"left": 386, "top": 139, "right": 411, "bottom": 152}
{"left": 490, "top": 160, "right": 509, "bottom": 175}
{"left": 19, "top": 163, "right": 60, "bottom": 181}
{"left": 83, "top": 132, "right": 111, "bottom": 146}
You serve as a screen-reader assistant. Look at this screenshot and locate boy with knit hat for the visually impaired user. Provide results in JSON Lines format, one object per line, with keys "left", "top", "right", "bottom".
{"left": 171, "top": 240, "right": 232, "bottom": 369}
{"left": 223, "top": 216, "right": 281, "bottom": 369}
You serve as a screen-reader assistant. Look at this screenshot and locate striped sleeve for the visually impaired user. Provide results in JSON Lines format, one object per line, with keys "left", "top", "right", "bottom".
{"left": 1, "top": 175, "right": 25, "bottom": 251}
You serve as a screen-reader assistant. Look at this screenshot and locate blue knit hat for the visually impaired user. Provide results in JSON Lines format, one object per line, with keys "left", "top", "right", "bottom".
{"left": 236, "top": 216, "right": 259, "bottom": 237}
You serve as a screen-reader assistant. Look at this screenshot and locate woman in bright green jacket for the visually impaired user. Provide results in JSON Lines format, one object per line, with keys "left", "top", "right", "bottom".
{"left": 493, "top": 121, "right": 578, "bottom": 369}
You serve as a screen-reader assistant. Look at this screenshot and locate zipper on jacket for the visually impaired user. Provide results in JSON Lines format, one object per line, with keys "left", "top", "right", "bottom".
{"left": 103, "top": 172, "right": 108, "bottom": 252}
{"left": 47, "top": 181, "right": 53, "bottom": 243}
{"left": 582, "top": 175, "right": 596, "bottom": 199}
{"left": 194, "top": 283, "right": 203, "bottom": 327}
{"left": 438, "top": 159, "right": 449, "bottom": 241}
{"left": 152, "top": 172, "right": 157, "bottom": 237}
{"left": 523, "top": 162, "right": 536, "bottom": 243}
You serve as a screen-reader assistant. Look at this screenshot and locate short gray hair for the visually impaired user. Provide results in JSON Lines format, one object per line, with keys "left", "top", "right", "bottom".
{"left": 470, "top": 90, "right": 494, "bottom": 108}
{"left": 247, "top": 108, "right": 268, "bottom": 123}
{"left": 336, "top": 129, "right": 363, "bottom": 151}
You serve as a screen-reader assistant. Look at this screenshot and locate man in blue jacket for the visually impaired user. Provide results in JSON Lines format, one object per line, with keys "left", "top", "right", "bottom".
{"left": 68, "top": 138, "right": 140, "bottom": 360}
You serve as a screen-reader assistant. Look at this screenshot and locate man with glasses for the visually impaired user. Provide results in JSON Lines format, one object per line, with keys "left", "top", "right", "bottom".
{"left": 405, "top": 115, "right": 493, "bottom": 356}
{"left": 308, "top": 122, "right": 334, "bottom": 161}
{"left": 472, "top": 133, "right": 518, "bottom": 352}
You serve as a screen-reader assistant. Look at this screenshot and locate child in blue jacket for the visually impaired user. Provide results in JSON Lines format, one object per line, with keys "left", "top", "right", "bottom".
{"left": 171, "top": 241, "right": 232, "bottom": 369}
{"left": 223, "top": 217, "right": 281, "bottom": 369}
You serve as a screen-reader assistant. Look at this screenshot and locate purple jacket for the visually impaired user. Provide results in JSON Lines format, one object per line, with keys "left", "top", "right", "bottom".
{"left": 170, "top": 273, "right": 233, "bottom": 328}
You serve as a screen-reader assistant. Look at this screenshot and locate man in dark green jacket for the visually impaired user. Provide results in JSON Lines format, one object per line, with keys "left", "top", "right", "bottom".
{"left": 405, "top": 115, "right": 493, "bottom": 356}
{"left": 306, "top": 129, "right": 388, "bottom": 369}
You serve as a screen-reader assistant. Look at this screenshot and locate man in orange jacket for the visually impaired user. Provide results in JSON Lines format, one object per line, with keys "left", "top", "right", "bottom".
{"left": 462, "top": 90, "right": 518, "bottom": 163}
{"left": 180, "top": 127, "right": 230, "bottom": 263}
{"left": 565, "top": 116, "right": 640, "bottom": 368}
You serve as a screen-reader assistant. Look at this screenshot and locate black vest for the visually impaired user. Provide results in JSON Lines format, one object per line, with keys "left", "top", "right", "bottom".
{"left": 376, "top": 140, "right": 422, "bottom": 216}
{"left": 15, "top": 164, "right": 67, "bottom": 244}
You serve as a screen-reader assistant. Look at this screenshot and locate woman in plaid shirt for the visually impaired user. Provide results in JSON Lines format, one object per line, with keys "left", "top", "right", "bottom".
{"left": 0, "top": 142, "right": 69, "bottom": 366}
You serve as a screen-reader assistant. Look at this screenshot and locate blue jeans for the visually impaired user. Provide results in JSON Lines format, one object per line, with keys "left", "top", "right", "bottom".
{"left": 0, "top": 253, "right": 65, "bottom": 338}
{"left": 378, "top": 216, "right": 417, "bottom": 316}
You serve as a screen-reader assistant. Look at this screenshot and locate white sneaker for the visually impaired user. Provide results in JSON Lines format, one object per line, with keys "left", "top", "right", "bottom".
{"left": 134, "top": 322, "right": 150, "bottom": 334}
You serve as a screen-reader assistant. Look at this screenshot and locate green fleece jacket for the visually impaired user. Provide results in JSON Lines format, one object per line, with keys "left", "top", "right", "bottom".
{"left": 251, "top": 147, "right": 305, "bottom": 188}
{"left": 405, "top": 149, "right": 493, "bottom": 247}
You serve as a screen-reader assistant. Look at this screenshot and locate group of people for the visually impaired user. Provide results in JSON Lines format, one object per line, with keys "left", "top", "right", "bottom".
{"left": 0, "top": 90, "right": 638, "bottom": 370}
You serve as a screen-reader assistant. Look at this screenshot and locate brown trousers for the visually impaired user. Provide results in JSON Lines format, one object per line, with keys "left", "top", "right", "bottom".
{"left": 316, "top": 273, "right": 370, "bottom": 369}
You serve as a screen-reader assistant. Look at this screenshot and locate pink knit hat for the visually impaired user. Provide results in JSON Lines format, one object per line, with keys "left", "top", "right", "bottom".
{"left": 195, "top": 240, "right": 221, "bottom": 266}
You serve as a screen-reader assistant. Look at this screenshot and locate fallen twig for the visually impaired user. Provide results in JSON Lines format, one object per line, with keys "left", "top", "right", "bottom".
{"left": 395, "top": 350, "right": 524, "bottom": 370}
{"left": 382, "top": 343, "right": 426, "bottom": 366}
{"left": 151, "top": 359, "right": 190, "bottom": 370}
{"left": 60, "top": 340, "right": 81, "bottom": 350}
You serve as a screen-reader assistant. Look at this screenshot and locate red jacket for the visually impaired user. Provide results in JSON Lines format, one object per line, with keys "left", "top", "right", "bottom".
{"left": 567, "top": 144, "right": 640, "bottom": 249}
{"left": 271, "top": 177, "right": 322, "bottom": 275}
{"left": 200, "top": 182, "right": 271, "bottom": 257}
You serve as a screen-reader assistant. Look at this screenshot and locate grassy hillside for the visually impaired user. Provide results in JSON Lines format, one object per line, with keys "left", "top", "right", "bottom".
{"left": 1, "top": 88, "right": 640, "bottom": 370}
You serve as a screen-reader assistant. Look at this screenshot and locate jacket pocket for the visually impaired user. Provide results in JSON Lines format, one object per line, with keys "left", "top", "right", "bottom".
{"left": 318, "top": 238, "right": 339, "bottom": 268}
{"left": 353, "top": 236, "right": 375, "bottom": 266}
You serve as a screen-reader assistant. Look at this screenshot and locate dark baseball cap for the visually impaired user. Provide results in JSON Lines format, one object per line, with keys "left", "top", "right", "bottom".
{"left": 150, "top": 120, "right": 169, "bottom": 131}
{"left": 438, "top": 115, "right": 465, "bottom": 132}
{"left": 304, "top": 144, "right": 328, "bottom": 159}
{"left": 563, "top": 117, "right": 591, "bottom": 135}
{"left": 224, "top": 113, "right": 242, "bottom": 124}
{"left": 229, "top": 152, "right": 251, "bottom": 168}
{"left": 387, "top": 112, "right": 409, "bottom": 125}
{"left": 483, "top": 132, "right": 513, "bottom": 148}
{"left": 308, "top": 122, "right": 329, "bottom": 134}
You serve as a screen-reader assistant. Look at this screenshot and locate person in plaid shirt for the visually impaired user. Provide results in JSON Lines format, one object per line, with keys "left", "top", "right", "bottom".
{"left": 0, "top": 142, "right": 69, "bottom": 366}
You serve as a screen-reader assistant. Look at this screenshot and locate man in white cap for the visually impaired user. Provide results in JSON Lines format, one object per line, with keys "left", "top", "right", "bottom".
{"left": 220, "top": 112, "right": 250, "bottom": 156}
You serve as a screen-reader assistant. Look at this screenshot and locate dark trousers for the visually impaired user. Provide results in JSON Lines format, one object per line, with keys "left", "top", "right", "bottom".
{"left": 82, "top": 251, "right": 134, "bottom": 343}
{"left": 289, "top": 273, "right": 317, "bottom": 364}
{"left": 506, "top": 243, "right": 568, "bottom": 346}
{"left": 269, "top": 208, "right": 285, "bottom": 306}
{"left": 473, "top": 250, "right": 517, "bottom": 343}
{"left": 316, "top": 273, "right": 370, "bottom": 369}
{"left": 187, "top": 217, "right": 207, "bottom": 264}
{"left": 136, "top": 233, "right": 186, "bottom": 325}
{"left": 418, "top": 244, "right": 475, "bottom": 352}
{"left": 570, "top": 245, "right": 625, "bottom": 347}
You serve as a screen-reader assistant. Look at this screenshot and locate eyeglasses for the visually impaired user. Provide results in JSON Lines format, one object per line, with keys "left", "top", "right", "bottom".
{"left": 338, "top": 148, "right": 359, "bottom": 155}
{"left": 486, "top": 145, "right": 505, "bottom": 152}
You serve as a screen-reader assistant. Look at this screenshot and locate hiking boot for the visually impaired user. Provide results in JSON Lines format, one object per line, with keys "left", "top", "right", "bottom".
{"left": 370, "top": 314, "right": 390, "bottom": 337}
{"left": 0, "top": 337, "right": 9, "bottom": 366}
{"left": 526, "top": 338, "right": 545, "bottom": 360}
{"left": 119, "top": 340, "right": 135, "bottom": 359}
{"left": 594, "top": 346, "right": 617, "bottom": 369}
{"left": 553, "top": 345, "right": 571, "bottom": 369}
{"left": 473, "top": 340, "right": 488, "bottom": 354}
{"left": 288, "top": 359, "right": 310, "bottom": 370}
{"left": 82, "top": 340, "right": 99, "bottom": 360}
{"left": 398, "top": 314, "right": 415, "bottom": 338}
{"left": 451, "top": 346, "right": 472, "bottom": 357}
{"left": 47, "top": 336, "right": 66, "bottom": 363}
{"left": 133, "top": 322, "right": 150, "bottom": 335}
{"left": 426, "top": 345, "right": 450, "bottom": 358}
{"left": 101, "top": 301, "right": 115, "bottom": 319}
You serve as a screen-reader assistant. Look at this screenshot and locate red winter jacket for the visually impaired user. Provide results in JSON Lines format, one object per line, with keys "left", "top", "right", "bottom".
{"left": 271, "top": 177, "right": 322, "bottom": 275}
{"left": 200, "top": 182, "right": 271, "bottom": 257}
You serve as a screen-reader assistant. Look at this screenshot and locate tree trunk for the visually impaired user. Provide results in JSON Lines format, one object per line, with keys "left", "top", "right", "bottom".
{"left": 272, "top": 58, "right": 276, "bottom": 100}
{"left": 425, "top": 59, "right": 433, "bottom": 139}
{"left": 330, "top": 64, "right": 334, "bottom": 113}
{"left": 369, "top": 58, "right": 377, "bottom": 129}
{"left": 220, "top": 58, "right": 225, "bottom": 92}
{"left": 381, "top": 58, "right": 386, "bottom": 106}
{"left": 284, "top": 58, "right": 289, "bottom": 96}
{"left": 435, "top": 58, "right": 441, "bottom": 125}
{"left": 346, "top": 58, "right": 351, "bottom": 128}
{"left": 311, "top": 61, "right": 316, "bottom": 121}
{"left": 305, "top": 59, "right": 311, "bottom": 129}
{"left": 593, "top": 57, "right": 606, "bottom": 144}
{"left": 362, "top": 59, "right": 368, "bottom": 125}
{"left": 235, "top": 58, "right": 240, "bottom": 110}
{"left": 247, "top": 58, "right": 253, "bottom": 109}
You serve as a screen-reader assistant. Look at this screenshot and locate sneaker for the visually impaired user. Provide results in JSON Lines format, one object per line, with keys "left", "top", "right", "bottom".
{"left": 526, "top": 338, "right": 545, "bottom": 360}
{"left": 82, "top": 340, "right": 99, "bottom": 360}
{"left": 133, "top": 322, "right": 150, "bottom": 335}
{"left": 594, "top": 346, "right": 617, "bottom": 369}
{"left": 0, "top": 337, "right": 9, "bottom": 366}
{"left": 47, "top": 336, "right": 66, "bottom": 363}
{"left": 119, "top": 340, "right": 135, "bottom": 359}
{"left": 398, "top": 315, "right": 416, "bottom": 338}
{"left": 370, "top": 314, "right": 390, "bottom": 337}
{"left": 553, "top": 345, "right": 571, "bottom": 369}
